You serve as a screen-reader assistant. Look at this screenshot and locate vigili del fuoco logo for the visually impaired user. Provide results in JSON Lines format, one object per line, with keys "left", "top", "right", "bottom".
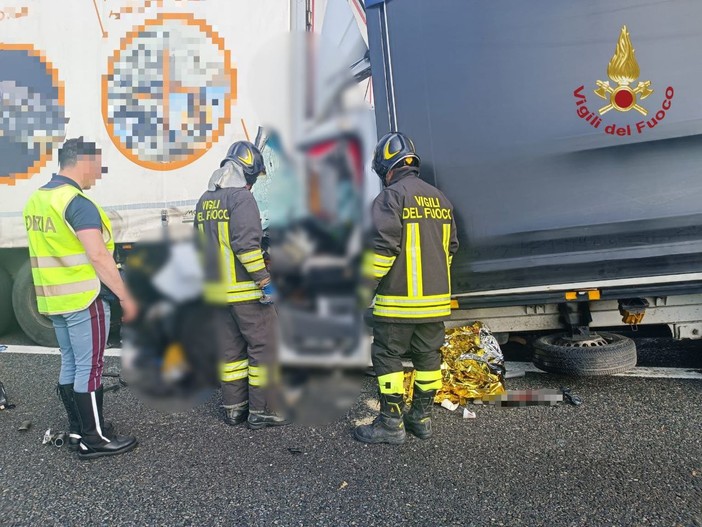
{"left": 574, "top": 25, "right": 674, "bottom": 136}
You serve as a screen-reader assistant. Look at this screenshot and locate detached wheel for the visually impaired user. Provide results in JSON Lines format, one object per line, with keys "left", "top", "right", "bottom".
{"left": 533, "top": 331, "right": 636, "bottom": 376}
{"left": 11, "top": 261, "right": 58, "bottom": 347}
{"left": 0, "top": 267, "right": 13, "bottom": 335}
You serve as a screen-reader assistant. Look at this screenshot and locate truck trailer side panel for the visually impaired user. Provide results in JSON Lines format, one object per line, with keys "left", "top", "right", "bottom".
{"left": 367, "top": 0, "right": 702, "bottom": 297}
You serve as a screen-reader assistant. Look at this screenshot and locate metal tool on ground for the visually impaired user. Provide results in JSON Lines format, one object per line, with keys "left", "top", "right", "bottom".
{"left": 42, "top": 429, "right": 69, "bottom": 447}
{"left": 560, "top": 386, "right": 583, "bottom": 406}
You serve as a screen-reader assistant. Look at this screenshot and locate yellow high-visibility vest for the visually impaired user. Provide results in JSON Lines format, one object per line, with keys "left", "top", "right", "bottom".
{"left": 23, "top": 183, "right": 114, "bottom": 315}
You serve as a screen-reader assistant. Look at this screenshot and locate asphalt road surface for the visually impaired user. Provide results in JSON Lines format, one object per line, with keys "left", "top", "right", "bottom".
{"left": 1, "top": 338, "right": 701, "bottom": 526}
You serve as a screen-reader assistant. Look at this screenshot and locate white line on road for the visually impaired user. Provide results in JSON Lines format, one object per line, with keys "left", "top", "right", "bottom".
{"left": 2, "top": 347, "right": 701, "bottom": 379}
{"left": 0, "top": 345, "right": 122, "bottom": 357}
{"left": 505, "top": 361, "right": 702, "bottom": 380}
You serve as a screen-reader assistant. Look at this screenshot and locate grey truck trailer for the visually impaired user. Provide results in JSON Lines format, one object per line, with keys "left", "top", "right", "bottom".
{"left": 365, "top": 0, "right": 702, "bottom": 373}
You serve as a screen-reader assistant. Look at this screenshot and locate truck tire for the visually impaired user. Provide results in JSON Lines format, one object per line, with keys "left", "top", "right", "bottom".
{"left": 532, "top": 331, "right": 636, "bottom": 376}
{"left": 12, "top": 261, "right": 58, "bottom": 347}
{"left": 0, "top": 267, "right": 13, "bottom": 336}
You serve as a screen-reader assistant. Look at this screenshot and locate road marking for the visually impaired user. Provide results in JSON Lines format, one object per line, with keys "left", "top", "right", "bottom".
{"left": 0, "top": 345, "right": 121, "bottom": 357}
{"left": 1, "top": 349, "right": 701, "bottom": 379}
{"left": 505, "top": 361, "right": 702, "bottom": 380}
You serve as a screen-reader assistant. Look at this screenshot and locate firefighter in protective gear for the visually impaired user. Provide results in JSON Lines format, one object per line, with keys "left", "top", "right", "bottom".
{"left": 354, "top": 132, "right": 459, "bottom": 444}
{"left": 195, "top": 141, "right": 289, "bottom": 429}
{"left": 24, "top": 137, "right": 138, "bottom": 459}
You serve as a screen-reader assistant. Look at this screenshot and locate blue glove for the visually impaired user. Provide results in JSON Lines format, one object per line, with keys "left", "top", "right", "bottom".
{"left": 260, "top": 281, "right": 277, "bottom": 304}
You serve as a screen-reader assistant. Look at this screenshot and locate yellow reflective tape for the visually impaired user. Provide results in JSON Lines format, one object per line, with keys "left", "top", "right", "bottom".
{"left": 375, "top": 294, "right": 451, "bottom": 306}
{"left": 226, "top": 290, "right": 262, "bottom": 302}
{"left": 249, "top": 377, "right": 265, "bottom": 387}
{"left": 443, "top": 223, "right": 452, "bottom": 290}
{"left": 378, "top": 371, "right": 405, "bottom": 394}
{"left": 34, "top": 279, "right": 99, "bottom": 297}
{"left": 243, "top": 260, "right": 266, "bottom": 273}
{"left": 406, "top": 223, "right": 423, "bottom": 297}
{"left": 239, "top": 249, "right": 264, "bottom": 263}
{"left": 248, "top": 365, "right": 268, "bottom": 376}
{"left": 218, "top": 221, "right": 233, "bottom": 285}
{"left": 204, "top": 282, "right": 260, "bottom": 299}
{"left": 221, "top": 359, "right": 249, "bottom": 373}
{"left": 372, "top": 253, "right": 396, "bottom": 264}
{"left": 415, "top": 379, "right": 442, "bottom": 391}
{"left": 415, "top": 225, "right": 423, "bottom": 296}
{"left": 30, "top": 254, "right": 90, "bottom": 268}
{"left": 221, "top": 370, "right": 248, "bottom": 382}
{"left": 373, "top": 306, "right": 451, "bottom": 318}
{"left": 415, "top": 370, "right": 442, "bottom": 382}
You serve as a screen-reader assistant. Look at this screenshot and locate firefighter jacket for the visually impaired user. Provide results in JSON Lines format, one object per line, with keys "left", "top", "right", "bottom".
{"left": 363, "top": 167, "right": 458, "bottom": 323}
{"left": 195, "top": 186, "right": 269, "bottom": 304}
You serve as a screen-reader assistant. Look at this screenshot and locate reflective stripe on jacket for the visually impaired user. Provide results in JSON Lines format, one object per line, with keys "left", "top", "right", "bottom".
{"left": 195, "top": 187, "right": 268, "bottom": 304}
{"left": 363, "top": 167, "right": 458, "bottom": 323}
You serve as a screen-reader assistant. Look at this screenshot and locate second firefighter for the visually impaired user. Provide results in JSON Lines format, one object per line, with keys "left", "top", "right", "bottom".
{"left": 355, "top": 132, "right": 458, "bottom": 444}
{"left": 195, "top": 141, "right": 289, "bottom": 429}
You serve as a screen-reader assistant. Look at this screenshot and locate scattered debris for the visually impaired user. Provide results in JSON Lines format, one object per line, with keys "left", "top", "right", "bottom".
{"left": 18, "top": 420, "right": 32, "bottom": 431}
{"left": 103, "top": 384, "right": 121, "bottom": 393}
{"left": 42, "top": 429, "right": 54, "bottom": 445}
{"left": 338, "top": 481, "right": 348, "bottom": 490}
{"left": 504, "top": 367, "right": 526, "bottom": 380}
{"left": 462, "top": 408, "right": 477, "bottom": 419}
{"left": 0, "top": 381, "right": 15, "bottom": 409}
{"left": 288, "top": 448, "right": 303, "bottom": 456}
{"left": 0, "top": 345, "right": 7, "bottom": 352}
{"left": 42, "top": 429, "right": 67, "bottom": 447}
{"left": 560, "top": 387, "right": 583, "bottom": 406}
{"left": 440, "top": 399, "right": 459, "bottom": 411}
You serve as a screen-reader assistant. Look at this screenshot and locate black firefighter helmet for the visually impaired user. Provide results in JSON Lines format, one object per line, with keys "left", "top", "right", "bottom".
{"left": 221, "top": 141, "right": 266, "bottom": 186}
{"left": 372, "top": 132, "right": 420, "bottom": 185}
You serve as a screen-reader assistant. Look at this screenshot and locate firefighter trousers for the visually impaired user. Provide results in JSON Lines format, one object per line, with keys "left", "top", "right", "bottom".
{"left": 371, "top": 321, "right": 444, "bottom": 397}
{"left": 215, "top": 302, "right": 277, "bottom": 412}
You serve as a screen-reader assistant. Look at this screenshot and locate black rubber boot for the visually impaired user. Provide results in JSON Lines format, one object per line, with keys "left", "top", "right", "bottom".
{"left": 353, "top": 393, "right": 406, "bottom": 445}
{"left": 57, "top": 384, "right": 82, "bottom": 451}
{"left": 403, "top": 388, "right": 437, "bottom": 440}
{"left": 74, "top": 391, "right": 137, "bottom": 460}
{"left": 95, "top": 385, "right": 115, "bottom": 439}
{"left": 223, "top": 402, "right": 249, "bottom": 426}
{"left": 247, "top": 410, "right": 291, "bottom": 430}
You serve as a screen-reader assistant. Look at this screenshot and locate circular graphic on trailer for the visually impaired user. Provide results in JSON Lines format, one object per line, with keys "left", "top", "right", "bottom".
{"left": 103, "top": 13, "right": 237, "bottom": 171}
{"left": 0, "top": 44, "right": 67, "bottom": 186}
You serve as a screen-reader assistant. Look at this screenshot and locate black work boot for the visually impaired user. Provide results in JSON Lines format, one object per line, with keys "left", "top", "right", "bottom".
{"left": 247, "top": 409, "right": 292, "bottom": 429}
{"left": 56, "top": 384, "right": 82, "bottom": 451}
{"left": 223, "top": 402, "right": 249, "bottom": 426}
{"left": 403, "top": 388, "right": 437, "bottom": 440}
{"left": 353, "top": 393, "right": 406, "bottom": 445}
{"left": 95, "top": 385, "right": 115, "bottom": 439}
{"left": 74, "top": 391, "right": 137, "bottom": 460}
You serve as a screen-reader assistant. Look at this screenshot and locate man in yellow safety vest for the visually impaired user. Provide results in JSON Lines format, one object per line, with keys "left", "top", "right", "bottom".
{"left": 24, "top": 137, "right": 138, "bottom": 459}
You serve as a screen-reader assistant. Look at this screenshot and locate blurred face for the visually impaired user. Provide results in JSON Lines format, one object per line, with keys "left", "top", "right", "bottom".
{"left": 77, "top": 153, "right": 105, "bottom": 189}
